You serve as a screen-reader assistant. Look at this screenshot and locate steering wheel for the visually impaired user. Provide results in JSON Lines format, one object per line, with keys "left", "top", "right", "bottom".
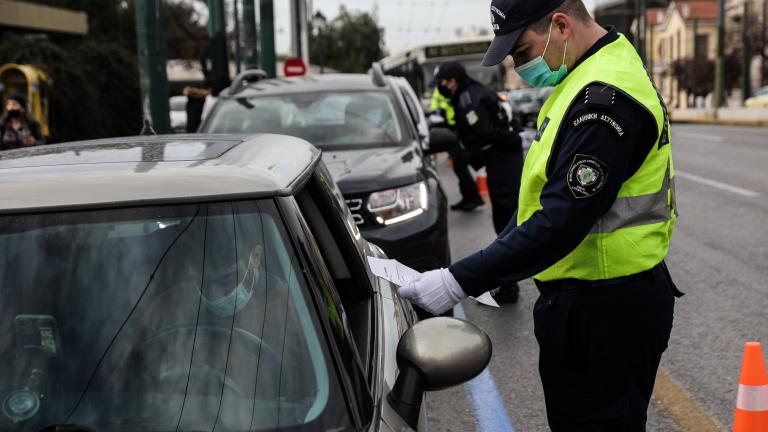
{"left": 128, "top": 324, "right": 282, "bottom": 397}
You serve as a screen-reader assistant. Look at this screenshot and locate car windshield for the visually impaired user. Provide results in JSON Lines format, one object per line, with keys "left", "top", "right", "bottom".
{"left": 205, "top": 91, "right": 404, "bottom": 149}
{"left": 0, "top": 201, "right": 350, "bottom": 431}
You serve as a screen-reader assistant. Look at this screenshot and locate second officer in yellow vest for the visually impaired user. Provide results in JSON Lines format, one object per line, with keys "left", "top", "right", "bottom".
{"left": 399, "top": 0, "right": 684, "bottom": 429}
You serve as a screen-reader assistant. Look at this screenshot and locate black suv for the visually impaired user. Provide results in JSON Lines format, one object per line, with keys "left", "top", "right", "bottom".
{"left": 200, "top": 67, "right": 449, "bottom": 271}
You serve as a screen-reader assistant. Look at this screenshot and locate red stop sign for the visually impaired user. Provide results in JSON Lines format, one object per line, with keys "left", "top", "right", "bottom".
{"left": 283, "top": 57, "right": 307, "bottom": 77}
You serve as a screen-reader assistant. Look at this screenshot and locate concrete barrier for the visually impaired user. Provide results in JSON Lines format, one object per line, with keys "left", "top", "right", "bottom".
{"left": 671, "top": 108, "right": 768, "bottom": 126}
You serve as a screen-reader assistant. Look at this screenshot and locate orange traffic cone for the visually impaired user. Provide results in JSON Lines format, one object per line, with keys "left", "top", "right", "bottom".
{"left": 476, "top": 167, "right": 489, "bottom": 197}
{"left": 733, "top": 342, "right": 768, "bottom": 432}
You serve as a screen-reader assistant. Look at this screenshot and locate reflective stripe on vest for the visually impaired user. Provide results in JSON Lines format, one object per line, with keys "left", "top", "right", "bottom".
{"left": 591, "top": 163, "right": 675, "bottom": 234}
{"left": 518, "top": 33, "right": 676, "bottom": 282}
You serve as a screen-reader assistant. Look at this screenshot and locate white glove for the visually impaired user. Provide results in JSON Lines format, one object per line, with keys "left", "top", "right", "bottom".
{"left": 398, "top": 268, "right": 467, "bottom": 315}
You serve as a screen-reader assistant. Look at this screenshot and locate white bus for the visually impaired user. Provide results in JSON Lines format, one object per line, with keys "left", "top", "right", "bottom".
{"left": 380, "top": 36, "right": 507, "bottom": 102}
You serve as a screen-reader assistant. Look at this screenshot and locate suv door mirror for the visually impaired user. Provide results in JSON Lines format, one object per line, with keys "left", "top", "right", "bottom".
{"left": 425, "top": 127, "right": 459, "bottom": 155}
{"left": 388, "top": 317, "right": 492, "bottom": 428}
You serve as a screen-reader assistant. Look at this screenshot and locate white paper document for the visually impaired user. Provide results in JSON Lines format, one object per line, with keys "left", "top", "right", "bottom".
{"left": 367, "top": 256, "right": 499, "bottom": 308}
{"left": 366, "top": 256, "right": 420, "bottom": 287}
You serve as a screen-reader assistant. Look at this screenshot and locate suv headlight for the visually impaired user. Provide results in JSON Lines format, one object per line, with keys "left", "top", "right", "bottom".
{"left": 367, "top": 181, "right": 428, "bottom": 225}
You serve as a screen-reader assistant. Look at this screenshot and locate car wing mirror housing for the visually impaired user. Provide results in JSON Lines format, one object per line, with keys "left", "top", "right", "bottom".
{"left": 388, "top": 317, "right": 492, "bottom": 428}
{"left": 424, "top": 127, "right": 459, "bottom": 155}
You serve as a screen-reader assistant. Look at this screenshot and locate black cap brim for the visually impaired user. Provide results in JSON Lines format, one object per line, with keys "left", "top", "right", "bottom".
{"left": 482, "top": 27, "right": 524, "bottom": 66}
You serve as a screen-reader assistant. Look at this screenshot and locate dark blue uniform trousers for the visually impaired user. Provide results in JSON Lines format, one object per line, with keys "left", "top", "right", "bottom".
{"left": 483, "top": 148, "right": 522, "bottom": 235}
{"left": 448, "top": 145, "right": 482, "bottom": 203}
{"left": 533, "top": 265, "right": 678, "bottom": 431}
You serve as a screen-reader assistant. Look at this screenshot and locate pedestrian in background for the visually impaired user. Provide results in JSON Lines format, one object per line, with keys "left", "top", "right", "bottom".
{"left": 401, "top": 0, "right": 683, "bottom": 430}
{"left": 429, "top": 68, "right": 485, "bottom": 212}
{"left": 0, "top": 93, "right": 44, "bottom": 150}
{"left": 183, "top": 78, "right": 213, "bottom": 133}
{"left": 434, "top": 60, "right": 523, "bottom": 303}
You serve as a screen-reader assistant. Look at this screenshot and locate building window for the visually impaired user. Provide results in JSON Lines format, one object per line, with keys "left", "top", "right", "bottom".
{"left": 695, "top": 34, "right": 709, "bottom": 59}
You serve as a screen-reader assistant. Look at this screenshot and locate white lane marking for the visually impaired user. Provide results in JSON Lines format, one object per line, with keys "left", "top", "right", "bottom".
{"left": 676, "top": 133, "right": 725, "bottom": 142}
{"left": 676, "top": 171, "right": 760, "bottom": 197}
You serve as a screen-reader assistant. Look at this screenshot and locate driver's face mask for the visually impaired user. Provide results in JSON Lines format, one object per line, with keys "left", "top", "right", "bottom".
{"left": 203, "top": 254, "right": 259, "bottom": 318}
{"left": 363, "top": 107, "right": 384, "bottom": 125}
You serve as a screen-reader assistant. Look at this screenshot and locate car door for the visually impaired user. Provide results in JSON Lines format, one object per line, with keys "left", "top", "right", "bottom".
{"left": 277, "top": 163, "right": 421, "bottom": 430}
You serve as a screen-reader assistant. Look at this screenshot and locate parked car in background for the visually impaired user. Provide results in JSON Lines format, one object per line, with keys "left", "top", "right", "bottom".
{"left": 507, "top": 88, "right": 542, "bottom": 127}
{"left": 745, "top": 86, "right": 768, "bottom": 108}
{"left": 507, "top": 87, "right": 555, "bottom": 128}
{"left": 0, "top": 134, "right": 491, "bottom": 431}
{"left": 169, "top": 95, "right": 187, "bottom": 132}
{"left": 200, "top": 67, "right": 450, "bottom": 272}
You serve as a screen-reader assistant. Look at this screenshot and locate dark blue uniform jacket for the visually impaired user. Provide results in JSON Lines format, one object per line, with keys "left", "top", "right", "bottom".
{"left": 450, "top": 29, "right": 665, "bottom": 296}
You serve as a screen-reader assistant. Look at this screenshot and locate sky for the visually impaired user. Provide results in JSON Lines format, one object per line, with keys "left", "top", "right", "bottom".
{"left": 272, "top": 0, "right": 598, "bottom": 55}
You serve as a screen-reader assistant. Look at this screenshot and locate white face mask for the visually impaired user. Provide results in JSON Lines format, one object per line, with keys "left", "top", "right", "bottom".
{"left": 202, "top": 254, "right": 258, "bottom": 318}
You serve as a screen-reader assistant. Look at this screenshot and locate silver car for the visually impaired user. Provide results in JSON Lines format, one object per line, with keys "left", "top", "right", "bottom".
{"left": 0, "top": 134, "right": 491, "bottom": 431}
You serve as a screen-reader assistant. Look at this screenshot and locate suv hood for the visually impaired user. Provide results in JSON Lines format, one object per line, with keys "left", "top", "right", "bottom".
{"left": 322, "top": 145, "right": 423, "bottom": 195}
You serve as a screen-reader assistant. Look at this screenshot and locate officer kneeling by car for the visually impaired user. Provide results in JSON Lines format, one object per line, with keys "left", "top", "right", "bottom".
{"left": 433, "top": 60, "right": 523, "bottom": 304}
{"left": 401, "top": 0, "right": 684, "bottom": 430}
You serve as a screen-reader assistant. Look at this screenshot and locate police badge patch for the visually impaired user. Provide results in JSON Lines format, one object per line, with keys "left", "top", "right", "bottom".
{"left": 466, "top": 110, "right": 479, "bottom": 126}
{"left": 567, "top": 154, "right": 608, "bottom": 199}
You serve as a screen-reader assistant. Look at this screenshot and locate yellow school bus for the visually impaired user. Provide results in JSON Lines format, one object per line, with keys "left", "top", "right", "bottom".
{"left": 0, "top": 64, "right": 53, "bottom": 136}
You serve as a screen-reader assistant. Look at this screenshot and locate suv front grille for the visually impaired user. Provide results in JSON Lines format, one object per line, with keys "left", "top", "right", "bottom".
{"left": 345, "top": 198, "right": 365, "bottom": 226}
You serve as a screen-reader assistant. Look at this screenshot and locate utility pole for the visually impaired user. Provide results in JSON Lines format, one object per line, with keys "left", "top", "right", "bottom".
{"left": 639, "top": 0, "right": 647, "bottom": 64}
{"left": 260, "top": 0, "right": 277, "bottom": 78}
{"left": 233, "top": 0, "right": 242, "bottom": 74}
{"left": 242, "top": 0, "right": 259, "bottom": 70}
{"left": 714, "top": 0, "right": 726, "bottom": 107}
{"left": 741, "top": 0, "right": 751, "bottom": 103}
{"left": 134, "top": 0, "right": 171, "bottom": 134}
{"left": 207, "top": 0, "right": 229, "bottom": 93}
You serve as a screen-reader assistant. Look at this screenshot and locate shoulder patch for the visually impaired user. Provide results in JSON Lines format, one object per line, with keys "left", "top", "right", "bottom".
{"left": 585, "top": 84, "right": 616, "bottom": 107}
{"left": 466, "top": 110, "right": 479, "bottom": 126}
{"left": 571, "top": 111, "right": 625, "bottom": 137}
{"left": 567, "top": 154, "right": 608, "bottom": 199}
{"left": 459, "top": 91, "right": 473, "bottom": 108}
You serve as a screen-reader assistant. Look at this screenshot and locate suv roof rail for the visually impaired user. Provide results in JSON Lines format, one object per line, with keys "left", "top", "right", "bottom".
{"left": 370, "top": 62, "right": 386, "bottom": 87}
{"left": 228, "top": 69, "right": 269, "bottom": 95}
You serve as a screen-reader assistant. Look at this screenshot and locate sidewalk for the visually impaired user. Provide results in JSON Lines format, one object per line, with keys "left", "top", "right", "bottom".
{"left": 671, "top": 108, "right": 768, "bottom": 126}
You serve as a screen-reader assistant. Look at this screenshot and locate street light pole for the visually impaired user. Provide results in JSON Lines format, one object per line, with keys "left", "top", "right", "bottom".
{"left": 714, "top": 0, "right": 726, "bottom": 107}
{"left": 741, "top": 0, "right": 751, "bottom": 103}
{"left": 242, "top": 0, "right": 259, "bottom": 70}
{"left": 134, "top": 0, "right": 171, "bottom": 134}
{"left": 233, "top": 0, "right": 241, "bottom": 74}
{"left": 312, "top": 12, "right": 327, "bottom": 74}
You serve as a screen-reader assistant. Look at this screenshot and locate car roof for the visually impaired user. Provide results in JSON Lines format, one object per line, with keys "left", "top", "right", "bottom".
{"left": 224, "top": 73, "right": 391, "bottom": 98}
{"left": 0, "top": 134, "right": 321, "bottom": 214}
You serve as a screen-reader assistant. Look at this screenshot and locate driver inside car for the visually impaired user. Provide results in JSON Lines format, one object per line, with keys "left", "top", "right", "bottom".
{"left": 199, "top": 245, "right": 264, "bottom": 319}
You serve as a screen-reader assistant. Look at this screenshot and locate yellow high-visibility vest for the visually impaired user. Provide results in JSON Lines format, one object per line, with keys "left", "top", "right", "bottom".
{"left": 518, "top": 34, "right": 676, "bottom": 282}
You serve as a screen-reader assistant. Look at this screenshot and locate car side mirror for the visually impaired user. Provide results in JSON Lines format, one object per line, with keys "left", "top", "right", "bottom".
{"left": 388, "top": 317, "right": 492, "bottom": 428}
{"left": 425, "top": 127, "right": 459, "bottom": 155}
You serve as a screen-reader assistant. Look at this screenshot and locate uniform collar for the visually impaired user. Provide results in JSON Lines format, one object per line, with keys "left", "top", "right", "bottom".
{"left": 570, "top": 26, "right": 619, "bottom": 73}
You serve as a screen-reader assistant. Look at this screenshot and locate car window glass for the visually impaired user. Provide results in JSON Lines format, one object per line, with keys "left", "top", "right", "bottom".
{"left": 204, "top": 91, "right": 405, "bottom": 149}
{"left": 0, "top": 201, "right": 351, "bottom": 432}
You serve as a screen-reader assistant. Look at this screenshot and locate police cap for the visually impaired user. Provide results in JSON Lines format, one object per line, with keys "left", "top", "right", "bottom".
{"left": 482, "top": 0, "right": 566, "bottom": 66}
{"left": 434, "top": 61, "right": 468, "bottom": 81}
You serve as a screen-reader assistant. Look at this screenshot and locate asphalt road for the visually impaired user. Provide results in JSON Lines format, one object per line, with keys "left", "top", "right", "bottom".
{"left": 425, "top": 124, "right": 768, "bottom": 431}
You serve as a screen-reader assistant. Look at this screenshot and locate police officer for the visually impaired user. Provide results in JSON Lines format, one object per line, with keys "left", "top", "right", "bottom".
{"left": 429, "top": 68, "right": 485, "bottom": 212}
{"left": 400, "top": 0, "right": 683, "bottom": 430}
{"left": 435, "top": 60, "right": 523, "bottom": 303}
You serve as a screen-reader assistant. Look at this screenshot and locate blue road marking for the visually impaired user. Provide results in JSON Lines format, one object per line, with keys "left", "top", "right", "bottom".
{"left": 454, "top": 303, "right": 516, "bottom": 432}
